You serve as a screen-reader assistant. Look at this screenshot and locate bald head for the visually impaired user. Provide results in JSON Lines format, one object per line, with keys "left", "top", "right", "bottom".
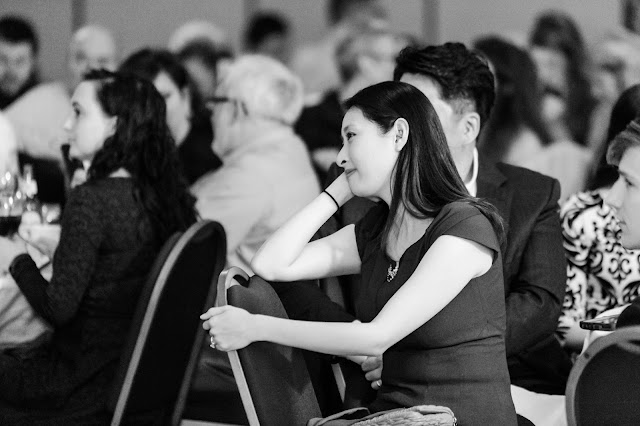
{"left": 68, "top": 25, "right": 117, "bottom": 88}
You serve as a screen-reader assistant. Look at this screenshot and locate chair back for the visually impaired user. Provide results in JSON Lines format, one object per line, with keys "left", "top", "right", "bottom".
{"left": 217, "top": 267, "right": 322, "bottom": 426}
{"left": 566, "top": 325, "right": 640, "bottom": 426}
{"left": 109, "top": 220, "right": 226, "bottom": 425}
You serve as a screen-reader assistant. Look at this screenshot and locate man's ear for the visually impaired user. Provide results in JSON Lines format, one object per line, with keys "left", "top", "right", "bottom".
{"left": 393, "top": 118, "right": 409, "bottom": 151}
{"left": 461, "top": 111, "right": 481, "bottom": 144}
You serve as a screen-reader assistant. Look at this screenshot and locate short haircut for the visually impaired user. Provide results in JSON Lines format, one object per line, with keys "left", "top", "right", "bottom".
{"left": 219, "top": 54, "right": 303, "bottom": 125}
{"left": 245, "top": 12, "right": 289, "bottom": 50}
{"left": 608, "top": 119, "right": 640, "bottom": 166}
{"left": 0, "top": 15, "right": 38, "bottom": 53}
{"left": 393, "top": 42, "right": 495, "bottom": 128}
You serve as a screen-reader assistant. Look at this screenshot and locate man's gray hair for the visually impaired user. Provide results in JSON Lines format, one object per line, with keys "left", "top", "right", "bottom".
{"left": 220, "top": 54, "right": 304, "bottom": 125}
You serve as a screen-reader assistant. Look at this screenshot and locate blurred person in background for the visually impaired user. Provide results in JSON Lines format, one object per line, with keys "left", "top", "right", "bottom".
{"left": 169, "top": 20, "right": 233, "bottom": 99}
{"left": 558, "top": 84, "right": 640, "bottom": 354}
{"left": 290, "top": 0, "right": 389, "bottom": 102}
{"left": 295, "top": 28, "right": 411, "bottom": 182}
{"left": 119, "top": 48, "right": 222, "bottom": 184}
{"left": 0, "top": 15, "right": 38, "bottom": 109}
{"left": 192, "top": 54, "right": 319, "bottom": 272}
{"left": 176, "top": 39, "right": 233, "bottom": 103}
{"left": 476, "top": 36, "right": 590, "bottom": 201}
{"left": 1, "top": 15, "right": 67, "bottom": 205}
{"left": 244, "top": 11, "right": 292, "bottom": 65}
{"left": 588, "top": 28, "right": 640, "bottom": 150}
{"left": 0, "top": 69, "right": 197, "bottom": 424}
{"left": 67, "top": 25, "right": 117, "bottom": 90}
{"left": 475, "top": 36, "right": 553, "bottom": 165}
{"left": 529, "top": 10, "right": 597, "bottom": 148}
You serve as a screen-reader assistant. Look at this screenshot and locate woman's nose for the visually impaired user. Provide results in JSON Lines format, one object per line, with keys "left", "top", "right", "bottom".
{"left": 604, "top": 177, "right": 624, "bottom": 210}
{"left": 336, "top": 144, "right": 348, "bottom": 167}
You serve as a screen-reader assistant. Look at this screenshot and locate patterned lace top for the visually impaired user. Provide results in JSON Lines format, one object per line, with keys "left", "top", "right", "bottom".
{"left": 558, "top": 189, "right": 640, "bottom": 343}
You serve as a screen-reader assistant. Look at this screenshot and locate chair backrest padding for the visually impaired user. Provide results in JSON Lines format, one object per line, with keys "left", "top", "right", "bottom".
{"left": 566, "top": 325, "right": 640, "bottom": 426}
{"left": 221, "top": 269, "right": 322, "bottom": 426}
{"left": 109, "top": 221, "right": 226, "bottom": 424}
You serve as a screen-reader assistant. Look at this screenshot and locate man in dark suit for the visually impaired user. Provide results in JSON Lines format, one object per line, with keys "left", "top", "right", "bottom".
{"left": 273, "top": 42, "right": 571, "bottom": 407}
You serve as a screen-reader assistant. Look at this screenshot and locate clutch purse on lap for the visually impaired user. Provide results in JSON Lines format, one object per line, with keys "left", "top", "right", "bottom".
{"left": 307, "top": 405, "right": 456, "bottom": 426}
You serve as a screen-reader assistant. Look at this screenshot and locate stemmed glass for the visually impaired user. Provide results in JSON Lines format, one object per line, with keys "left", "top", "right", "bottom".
{"left": 0, "top": 172, "right": 22, "bottom": 237}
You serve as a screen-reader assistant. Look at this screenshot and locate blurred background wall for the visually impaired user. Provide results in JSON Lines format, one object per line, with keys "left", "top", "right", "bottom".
{"left": 0, "top": 0, "right": 623, "bottom": 83}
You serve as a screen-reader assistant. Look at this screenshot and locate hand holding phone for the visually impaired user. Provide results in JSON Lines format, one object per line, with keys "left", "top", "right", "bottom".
{"left": 580, "top": 314, "right": 619, "bottom": 331}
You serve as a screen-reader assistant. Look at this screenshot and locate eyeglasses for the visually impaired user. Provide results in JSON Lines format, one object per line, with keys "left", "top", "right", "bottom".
{"left": 208, "top": 96, "right": 232, "bottom": 104}
{"left": 206, "top": 96, "right": 248, "bottom": 117}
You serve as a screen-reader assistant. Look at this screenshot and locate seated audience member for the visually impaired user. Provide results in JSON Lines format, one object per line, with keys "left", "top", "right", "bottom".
{"left": 603, "top": 118, "right": 640, "bottom": 327}
{"left": 475, "top": 36, "right": 590, "bottom": 201}
{"left": 67, "top": 25, "right": 118, "bottom": 90}
{"left": 529, "top": 10, "right": 596, "bottom": 148}
{"left": 274, "top": 43, "right": 570, "bottom": 419}
{"left": 0, "top": 15, "right": 38, "bottom": 109}
{"left": 176, "top": 40, "right": 232, "bottom": 104}
{"left": 244, "top": 11, "right": 292, "bottom": 65}
{"left": 295, "top": 28, "right": 410, "bottom": 182}
{"left": 589, "top": 28, "right": 640, "bottom": 151}
{"left": 203, "top": 81, "right": 518, "bottom": 425}
{"left": 192, "top": 54, "right": 319, "bottom": 272}
{"left": 559, "top": 84, "right": 640, "bottom": 353}
{"left": 290, "top": 0, "right": 389, "bottom": 101}
{"left": 169, "top": 20, "right": 233, "bottom": 100}
{"left": 0, "top": 15, "right": 66, "bottom": 204}
{"left": 0, "top": 70, "right": 197, "bottom": 423}
{"left": 119, "top": 48, "right": 222, "bottom": 184}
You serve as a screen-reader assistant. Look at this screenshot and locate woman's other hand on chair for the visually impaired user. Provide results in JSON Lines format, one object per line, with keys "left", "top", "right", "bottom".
{"left": 361, "top": 355, "right": 383, "bottom": 389}
{"left": 201, "top": 305, "right": 255, "bottom": 351}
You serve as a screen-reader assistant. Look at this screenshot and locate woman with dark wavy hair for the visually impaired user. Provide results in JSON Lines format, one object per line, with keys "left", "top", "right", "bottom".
{"left": 0, "top": 69, "right": 197, "bottom": 423}
{"left": 202, "top": 81, "right": 517, "bottom": 424}
{"left": 119, "top": 48, "right": 223, "bottom": 185}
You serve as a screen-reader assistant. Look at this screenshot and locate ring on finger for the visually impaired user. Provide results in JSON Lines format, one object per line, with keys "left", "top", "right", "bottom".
{"left": 376, "top": 379, "right": 382, "bottom": 387}
{"left": 210, "top": 336, "right": 216, "bottom": 349}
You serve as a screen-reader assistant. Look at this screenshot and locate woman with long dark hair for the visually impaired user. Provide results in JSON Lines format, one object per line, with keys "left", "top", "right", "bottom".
{"left": 202, "top": 81, "right": 516, "bottom": 424}
{"left": 119, "top": 48, "right": 222, "bottom": 185}
{"left": 0, "top": 69, "right": 197, "bottom": 423}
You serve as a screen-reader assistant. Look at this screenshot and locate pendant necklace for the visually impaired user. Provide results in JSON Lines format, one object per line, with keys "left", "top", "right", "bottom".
{"left": 386, "top": 260, "right": 399, "bottom": 282}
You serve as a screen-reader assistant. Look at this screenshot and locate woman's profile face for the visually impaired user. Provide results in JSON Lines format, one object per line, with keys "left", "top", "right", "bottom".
{"left": 153, "top": 71, "right": 191, "bottom": 144}
{"left": 64, "top": 81, "right": 115, "bottom": 162}
{"left": 337, "top": 107, "right": 398, "bottom": 199}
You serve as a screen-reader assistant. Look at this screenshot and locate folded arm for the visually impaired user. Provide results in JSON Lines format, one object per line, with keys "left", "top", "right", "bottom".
{"left": 205, "top": 235, "right": 493, "bottom": 357}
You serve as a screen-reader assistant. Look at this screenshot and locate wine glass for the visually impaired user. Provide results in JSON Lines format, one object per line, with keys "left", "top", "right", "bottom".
{"left": 0, "top": 172, "right": 22, "bottom": 237}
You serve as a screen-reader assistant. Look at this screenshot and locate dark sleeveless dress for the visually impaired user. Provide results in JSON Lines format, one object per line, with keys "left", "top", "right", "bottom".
{"left": 354, "top": 201, "right": 517, "bottom": 426}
